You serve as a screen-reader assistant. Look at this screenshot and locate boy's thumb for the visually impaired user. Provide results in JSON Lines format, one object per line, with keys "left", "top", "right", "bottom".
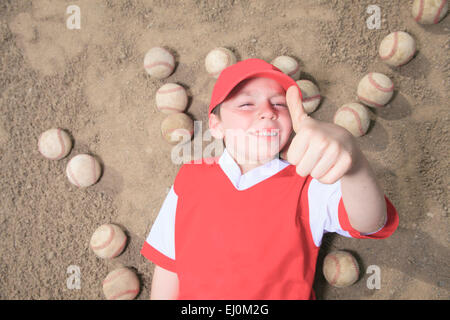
{"left": 286, "top": 85, "right": 308, "bottom": 133}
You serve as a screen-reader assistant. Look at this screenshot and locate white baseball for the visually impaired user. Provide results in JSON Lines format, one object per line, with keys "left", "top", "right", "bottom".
{"left": 102, "top": 267, "right": 140, "bottom": 300}
{"left": 160, "top": 113, "right": 194, "bottom": 145}
{"left": 323, "top": 250, "right": 360, "bottom": 288}
{"left": 295, "top": 80, "right": 321, "bottom": 113}
{"left": 357, "top": 72, "right": 394, "bottom": 108}
{"left": 271, "top": 56, "right": 301, "bottom": 80}
{"left": 205, "top": 47, "right": 237, "bottom": 78}
{"left": 90, "top": 224, "right": 127, "bottom": 259}
{"left": 143, "top": 47, "right": 175, "bottom": 79}
{"left": 38, "top": 128, "right": 72, "bottom": 160}
{"left": 155, "top": 83, "right": 188, "bottom": 114}
{"left": 412, "top": 0, "right": 448, "bottom": 24}
{"left": 66, "top": 154, "right": 101, "bottom": 187}
{"left": 333, "top": 103, "right": 371, "bottom": 137}
{"left": 379, "top": 31, "right": 416, "bottom": 67}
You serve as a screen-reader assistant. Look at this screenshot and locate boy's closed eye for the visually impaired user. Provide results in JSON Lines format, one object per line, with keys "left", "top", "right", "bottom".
{"left": 238, "top": 102, "right": 288, "bottom": 108}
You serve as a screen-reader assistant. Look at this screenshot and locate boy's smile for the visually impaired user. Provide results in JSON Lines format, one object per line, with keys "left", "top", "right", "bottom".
{"left": 209, "top": 77, "right": 293, "bottom": 173}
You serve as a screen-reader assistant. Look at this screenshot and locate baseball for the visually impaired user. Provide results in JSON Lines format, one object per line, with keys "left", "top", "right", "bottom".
{"left": 271, "top": 56, "right": 301, "bottom": 80}
{"left": 205, "top": 47, "right": 237, "bottom": 78}
{"left": 295, "top": 80, "right": 321, "bottom": 113}
{"left": 143, "top": 47, "right": 175, "bottom": 79}
{"left": 333, "top": 103, "right": 371, "bottom": 137}
{"left": 357, "top": 72, "right": 394, "bottom": 108}
{"left": 412, "top": 0, "right": 448, "bottom": 24}
{"left": 379, "top": 31, "right": 416, "bottom": 67}
{"left": 66, "top": 154, "right": 101, "bottom": 187}
{"left": 155, "top": 83, "right": 188, "bottom": 114}
{"left": 38, "top": 128, "right": 72, "bottom": 160}
{"left": 160, "top": 112, "right": 194, "bottom": 145}
{"left": 90, "top": 224, "right": 127, "bottom": 259}
{"left": 323, "top": 250, "right": 360, "bottom": 288}
{"left": 102, "top": 267, "right": 140, "bottom": 300}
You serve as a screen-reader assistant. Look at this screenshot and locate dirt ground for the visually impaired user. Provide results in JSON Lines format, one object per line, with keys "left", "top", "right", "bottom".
{"left": 0, "top": 0, "right": 448, "bottom": 300}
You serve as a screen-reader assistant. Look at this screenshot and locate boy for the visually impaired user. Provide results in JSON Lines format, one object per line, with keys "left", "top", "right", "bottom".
{"left": 141, "top": 59, "right": 399, "bottom": 300}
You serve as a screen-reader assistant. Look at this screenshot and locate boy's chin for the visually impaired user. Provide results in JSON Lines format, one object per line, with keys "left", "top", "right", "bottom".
{"left": 234, "top": 149, "right": 281, "bottom": 165}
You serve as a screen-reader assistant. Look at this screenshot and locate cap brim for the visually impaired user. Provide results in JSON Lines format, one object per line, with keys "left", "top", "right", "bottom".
{"left": 210, "top": 70, "right": 301, "bottom": 113}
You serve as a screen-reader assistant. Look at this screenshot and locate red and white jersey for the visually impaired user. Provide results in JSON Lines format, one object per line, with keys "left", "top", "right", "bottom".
{"left": 141, "top": 148, "right": 399, "bottom": 299}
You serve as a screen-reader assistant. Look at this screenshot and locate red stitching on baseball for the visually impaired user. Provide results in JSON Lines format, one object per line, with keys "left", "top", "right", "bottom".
{"left": 434, "top": 0, "right": 447, "bottom": 24}
{"left": 102, "top": 268, "right": 128, "bottom": 286}
{"left": 349, "top": 255, "right": 359, "bottom": 280}
{"left": 288, "top": 62, "right": 300, "bottom": 77}
{"left": 111, "top": 236, "right": 127, "bottom": 258}
{"left": 415, "top": 0, "right": 425, "bottom": 22}
{"left": 55, "top": 128, "right": 66, "bottom": 160}
{"left": 328, "top": 254, "right": 340, "bottom": 286}
{"left": 368, "top": 73, "right": 394, "bottom": 92}
{"left": 144, "top": 61, "right": 174, "bottom": 70}
{"left": 303, "top": 94, "right": 321, "bottom": 102}
{"left": 340, "top": 106, "right": 364, "bottom": 135}
{"left": 108, "top": 289, "right": 139, "bottom": 300}
{"left": 157, "top": 86, "right": 184, "bottom": 94}
{"left": 91, "top": 225, "right": 115, "bottom": 251}
{"left": 67, "top": 159, "right": 81, "bottom": 187}
{"left": 358, "top": 95, "right": 385, "bottom": 108}
{"left": 380, "top": 32, "right": 398, "bottom": 61}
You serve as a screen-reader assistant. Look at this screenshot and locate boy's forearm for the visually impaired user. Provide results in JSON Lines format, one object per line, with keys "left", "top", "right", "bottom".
{"left": 340, "top": 149, "right": 387, "bottom": 234}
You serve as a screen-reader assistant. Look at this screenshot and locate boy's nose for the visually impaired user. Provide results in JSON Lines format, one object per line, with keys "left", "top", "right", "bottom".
{"left": 258, "top": 101, "right": 277, "bottom": 120}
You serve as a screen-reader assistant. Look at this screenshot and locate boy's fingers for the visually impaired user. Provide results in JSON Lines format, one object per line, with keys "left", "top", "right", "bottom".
{"left": 286, "top": 85, "right": 308, "bottom": 133}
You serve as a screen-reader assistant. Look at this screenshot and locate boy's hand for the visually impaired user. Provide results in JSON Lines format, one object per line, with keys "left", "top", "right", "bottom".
{"left": 285, "top": 85, "right": 361, "bottom": 184}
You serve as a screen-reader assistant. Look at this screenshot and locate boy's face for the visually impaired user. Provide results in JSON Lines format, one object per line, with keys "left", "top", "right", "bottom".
{"left": 209, "top": 77, "right": 293, "bottom": 165}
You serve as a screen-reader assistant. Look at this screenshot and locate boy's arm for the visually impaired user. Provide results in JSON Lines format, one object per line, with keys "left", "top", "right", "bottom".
{"left": 340, "top": 149, "right": 387, "bottom": 234}
{"left": 285, "top": 85, "right": 394, "bottom": 236}
{"left": 150, "top": 265, "right": 179, "bottom": 300}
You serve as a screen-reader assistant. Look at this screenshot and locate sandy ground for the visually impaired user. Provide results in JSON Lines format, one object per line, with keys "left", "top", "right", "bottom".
{"left": 0, "top": 0, "right": 448, "bottom": 300}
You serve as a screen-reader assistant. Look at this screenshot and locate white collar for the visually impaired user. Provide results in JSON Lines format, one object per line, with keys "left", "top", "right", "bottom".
{"left": 218, "top": 148, "right": 290, "bottom": 190}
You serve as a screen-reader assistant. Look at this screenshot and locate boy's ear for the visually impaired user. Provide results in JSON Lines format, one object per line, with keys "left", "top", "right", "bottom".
{"left": 208, "top": 114, "right": 224, "bottom": 139}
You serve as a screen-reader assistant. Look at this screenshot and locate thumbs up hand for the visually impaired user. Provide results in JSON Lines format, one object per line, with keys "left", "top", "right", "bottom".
{"left": 284, "top": 85, "right": 361, "bottom": 184}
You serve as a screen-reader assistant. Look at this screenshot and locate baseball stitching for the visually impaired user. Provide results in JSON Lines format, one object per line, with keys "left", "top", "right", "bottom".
{"left": 334, "top": 107, "right": 364, "bottom": 135}
{"left": 357, "top": 95, "right": 385, "bottom": 108}
{"left": 67, "top": 158, "right": 81, "bottom": 187}
{"left": 111, "top": 236, "right": 127, "bottom": 258}
{"left": 380, "top": 31, "right": 398, "bottom": 61}
{"left": 38, "top": 129, "right": 67, "bottom": 160}
{"left": 157, "top": 86, "right": 184, "bottom": 94}
{"left": 415, "top": 0, "right": 425, "bottom": 22}
{"left": 55, "top": 129, "right": 66, "bottom": 160}
{"left": 415, "top": 0, "right": 448, "bottom": 24}
{"left": 328, "top": 254, "right": 341, "bottom": 286}
{"left": 303, "top": 94, "right": 321, "bottom": 102}
{"left": 91, "top": 225, "right": 115, "bottom": 251}
{"left": 368, "top": 73, "right": 394, "bottom": 92}
{"left": 144, "top": 48, "right": 174, "bottom": 72}
{"left": 288, "top": 61, "right": 300, "bottom": 77}
{"left": 434, "top": 0, "right": 447, "bottom": 24}
{"left": 102, "top": 268, "right": 129, "bottom": 286}
{"left": 108, "top": 289, "right": 139, "bottom": 300}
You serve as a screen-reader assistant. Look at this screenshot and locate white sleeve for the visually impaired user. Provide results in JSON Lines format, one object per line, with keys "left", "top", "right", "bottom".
{"left": 145, "top": 185, "right": 178, "bottom": 260}
{"left": 308, "top": 179, "right": 351, "bottom": 247}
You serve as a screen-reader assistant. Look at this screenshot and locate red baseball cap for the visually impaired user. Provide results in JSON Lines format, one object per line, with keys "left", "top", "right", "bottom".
{"left": 208, "top": 58, "right": 302, "bottom": 115}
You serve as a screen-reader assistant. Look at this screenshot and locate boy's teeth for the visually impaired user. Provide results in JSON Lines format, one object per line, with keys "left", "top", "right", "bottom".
{"left": 252, "top": 131, "right": 278, "bottom": 136}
